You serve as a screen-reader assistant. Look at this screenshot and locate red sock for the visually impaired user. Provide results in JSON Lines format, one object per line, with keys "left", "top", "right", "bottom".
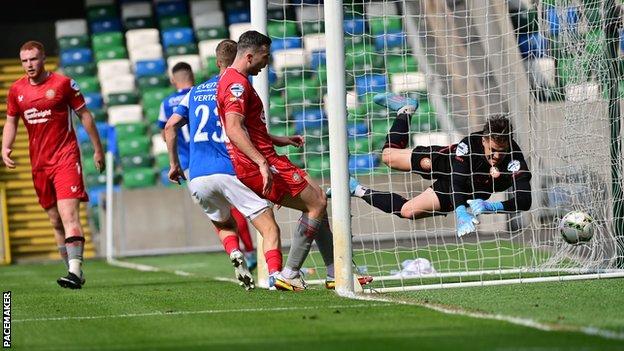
{"left": 231, "top": 207, "right": 254, "bottom": 252}
{"left": 222, "top": 235, "right": 240, "bottom": 255}
{"left": 264, "top": 249, "right": 282, "bottom": 274}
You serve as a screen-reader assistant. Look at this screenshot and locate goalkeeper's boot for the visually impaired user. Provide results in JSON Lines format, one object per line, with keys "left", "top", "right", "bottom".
{"left": 230, "top": 250, "right": 255, "bottom": 291}
{"left": 373, "top": 92, "right": 418, "bottom": 116}
{"left": 269, "top": 272, "right": 307, "bottom": 291}
{"left": 244, "top": 251, "right": 258, "bottom": 273}
{"left": 326, "top": 176, "right": 361, "bottom": 199}
{"left": 324, "top": 275, "right": 374, "bottom": 290}
{"left": 57, "top": 272, "right": 83, "bottom": 290}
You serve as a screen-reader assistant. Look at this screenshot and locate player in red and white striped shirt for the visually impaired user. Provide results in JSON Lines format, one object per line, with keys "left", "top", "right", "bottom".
{"left": 2, "top": 41, "right": 105, "bottom": 289}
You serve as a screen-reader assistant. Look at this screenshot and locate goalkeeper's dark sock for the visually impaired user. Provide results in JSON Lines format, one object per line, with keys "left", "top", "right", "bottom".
{"left": 383, "top": 113, "right": 411, "bottom": 150}
{"left": 284, "top": 214, "right": 321, "bottom": 273}
{"left": 361, "top": 189, "right": 408, "bottom": 218}
{"left": 58, "top": 245, "right": 69, "bottom": 268}
{"left": 65, "top": 236, "right": 84, "bottom": 278}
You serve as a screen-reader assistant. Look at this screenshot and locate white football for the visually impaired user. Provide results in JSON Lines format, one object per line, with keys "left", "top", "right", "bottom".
{"left": 559, "top": 211, "right": 594, "bottom": 244}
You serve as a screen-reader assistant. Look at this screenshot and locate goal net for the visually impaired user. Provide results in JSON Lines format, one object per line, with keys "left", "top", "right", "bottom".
{"left": 265, "top": 0, "right": 624, "bottom": 292}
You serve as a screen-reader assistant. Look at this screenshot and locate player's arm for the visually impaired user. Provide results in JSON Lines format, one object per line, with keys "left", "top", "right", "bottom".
{"left": 157, "top": 101, "right": 167, "bottom": 141}
{"left": 224, "top": 112, "right": 272, "bottom": 195}
{"left": 269, "top": 133, "right": 304, "bottom": 147}
{"left": 1, "top": 116, "right": 18, "bottom": 169}
{"left": 164, "top": 113, "right": 187, "bottom": 184}
{"left": 75, "top": 107, "right": 105, "bottom": 173}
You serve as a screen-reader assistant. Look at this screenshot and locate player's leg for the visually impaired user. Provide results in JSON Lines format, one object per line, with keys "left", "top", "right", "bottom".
{"left": 380, "top": 147, "right": 413, "bottom": 172}
{"left": 33, "top": 170, "right": 69, "bottom": 269}
{"left": 397, "top": 188, "right": 442, "bottom": 219}
{"left": 45, "top": 206, "right": 68, "bottom": 268}
{"left": 374, "top": 92, "right": 419, "bottom": 150}
{"left": 230, "top": 207, "right": 257, "bottom": 271}
{"left": 56, "top": 198, "right": 86, "bottom": 289}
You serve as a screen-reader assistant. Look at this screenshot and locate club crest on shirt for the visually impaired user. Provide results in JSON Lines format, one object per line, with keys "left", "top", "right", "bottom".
{"left": 18, "top": 95, "right": 23, "bottom": 102}
{"left": 455, "top": 142, "right": 468, "bottom": 156}
{"left": 507, "top": 159, "right": 521, "bottom": 172}
{"left": 70, "top": 79, "right": 80, "bottom": 91}
{"left": 45, "top": 89, "right": 56, "bottom": 100}
{"left": 293, "top": 172, "right": 302, "bottom": 182}
{"left": 230, "top": 83, "right": 244, "bottom": 98}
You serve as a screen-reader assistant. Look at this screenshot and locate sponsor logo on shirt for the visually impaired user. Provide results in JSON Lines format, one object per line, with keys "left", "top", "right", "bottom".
{"left": 45, "top": 89, "right": 56, "bottom": 100}
{"left": 507, "top": 159, "right": 521, "bottom": 173}
{"left": 230, "top": 83, "right": 244, "bottom": 98}
{"left": 23, "top": 108, "right": 52, "bottom": 124}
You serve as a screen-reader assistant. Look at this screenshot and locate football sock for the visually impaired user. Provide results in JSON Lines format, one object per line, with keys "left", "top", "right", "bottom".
{"left": 383, "top": 113, "right": 411, "bottom": 150}
{"left": 231, "top": 207, "right": 254, "bottom": 252}
{"left": 58, "top": 245, "right": 68, "bottom": 268}
{"left": 314, "top": 215, "right": 335, "bottom": 269}
{"left": 264, "top": 249, "right": 282, "bottom": 274}
{"left": 65, "top": 236, "right": 84, "bottom": 277}
{"left": 361, "top": 189, "right": 409, "bottom": 218}
{"left": 222, "top": 235, "right": 240, "bottom": 255}
{"left": 285, "top": 214, "right": 321, "bottom": 272}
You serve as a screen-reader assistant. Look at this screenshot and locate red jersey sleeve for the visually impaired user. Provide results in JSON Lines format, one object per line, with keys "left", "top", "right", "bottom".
{"left": 6, "top": 85, "right": 20, "bottom": 118}
{"left": 220, "top": 78, "right": 249, "bottom": 117}
{"left": 66, "top": 78, "right": 86, "bottom": 111}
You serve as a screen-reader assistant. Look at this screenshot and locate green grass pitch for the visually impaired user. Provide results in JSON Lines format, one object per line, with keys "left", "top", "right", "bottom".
{"left": 2, "top": 252, "right": 623, "bottom": 350}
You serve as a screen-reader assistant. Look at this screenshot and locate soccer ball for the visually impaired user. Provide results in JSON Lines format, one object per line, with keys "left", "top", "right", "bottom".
{"left": 559, "top": 211, "right": 594, "bottom": 244}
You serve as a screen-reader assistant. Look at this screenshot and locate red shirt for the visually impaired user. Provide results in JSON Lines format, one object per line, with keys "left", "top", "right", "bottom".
{"left": 217, "top": 67, "right": 277, "bottom": 173}
{"left": 6, "top": 72, "right": 85, "bottom": 170}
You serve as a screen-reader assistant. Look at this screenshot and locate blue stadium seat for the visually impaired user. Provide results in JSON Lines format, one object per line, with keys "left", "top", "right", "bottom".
{"left": 88, "top": 186, "right": 105, "bottom": 207}
{"left": 293, "top": 108, "right": 326, "bottom": 134}
{"left": 270, "top": 37, "right": 303, "bottom": 52}
{"left": 76, "top": 122, "right": 108, "bottom": 144}
{"left": 268, "top": 67, "right": 278, "bottom": 85}
{"left": 355, "top": 74, "right": 387, "bottom": 97}
{"left": 310, "top": 51, "right": 326, "bottom": 70}
{"left": 344, "top": 17, "right": 366, "bottom": 35}
{"left": 348, "top": 154, "right": 379, "bottom": 173}
{"left": 347, "top": 122, "right": 369, "bottom": 138}
{"left": 83, "top": 92, "right": 104, "bottom": 110}
{"left": 135, "top": 59, "right": 167, "bottom": 77}
{"left": 227, "top": 10, "right": 251, "bottom": 24}
{"left": 517, "top": 32, "right": 547, "bottom": 59}
{"left": 60, "top": 48, "right": 93, "bottom": 66}
{"left": 374, "top": 31, "right": 406, "bottom": 51}
{"left": 546, "top": 7, "right": 560, "bottom": 36}
{"left": 162, "top": 27, "right": 195, "bottom": 48}
{"left": 76, "top": 126, "right": 89, "bottom": 144}
{"left": 546, "top": 6, "right": 580, "bottom": 36}
{"left": 90, "top": 18, "right": 123, "bottom": 34}
{"left": 156, "top": 0, "right": 188, "bottom": 17}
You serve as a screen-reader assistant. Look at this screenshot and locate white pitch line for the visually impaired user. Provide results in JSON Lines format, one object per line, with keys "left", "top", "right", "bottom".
{"left": 108, "top": 258, "right": 234, "bottom": 281}
{"left": 13, "top": 303, "right": 390, "bottom": 323}
{"left": 349, "top": 293, "right": 624, "bottom": 341}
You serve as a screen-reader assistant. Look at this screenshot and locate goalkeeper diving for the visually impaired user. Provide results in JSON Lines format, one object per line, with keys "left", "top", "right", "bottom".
{"left": 328, "top": 93, "right": 532, "bottom": 237}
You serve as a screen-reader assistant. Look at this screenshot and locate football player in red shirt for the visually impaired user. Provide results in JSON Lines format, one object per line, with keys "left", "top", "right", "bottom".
{"left": 2, "top": 41, "right": 105, "bottom": 289}
{"left": 217, "top": 31, "right": 372, "bottom": 290}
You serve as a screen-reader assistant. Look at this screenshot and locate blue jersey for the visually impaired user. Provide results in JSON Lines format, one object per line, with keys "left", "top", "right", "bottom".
{"left": 173, "top": 75, "right": 234, "bottom": 180}
{"left": 158, "top": 88, "right": 192, "bottom": 170}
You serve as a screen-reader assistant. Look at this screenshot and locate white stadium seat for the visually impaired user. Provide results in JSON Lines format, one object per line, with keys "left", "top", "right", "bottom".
{"left": 229, "top": 23, "right": 253, "bottom": 41}
{"left": 97, "top": 59, "right": 131, "bottom": 81}
{"left": 565, "top": 83, "right": 601, "bottom": 103}
{"left": 193, "top": 12, "right": 225, "bottom": 30}
{"left": 85, "top": 0, "right": 114, "bottom": 6}
{"left": 121, "top": 2, "right": 152, "bottom": 20}
{"left": 198, "top": 39, "right": 221, "bottom": 61}
{"left": 126, "top": 29, "right": 160, "bottom": 51}
{"left": 323, "top": 91, "right": 358, "bottom": 111}
{"left": 365, "top": 2, "right": 399, "bottom": 18}
{"left": 151, "top": 134, "right": 168, "bottom": 155}
{"left": 167, "top": 55, "right": 202, "bottom": 75}
{"left": 528, "top": 57, "right": 556, "bottom": 88}
{"left": 129, "top": 44, "right": 164, "bottom": 64}
{"left": 296, "top": 6, "right": 324, "bottom": 22}
{"left": 107, "top": 105, "right": 143, "bottom": 125}
{"left": 303, "top": 33, "right": 326, "bottom": 55}
{"left": 272, "top": 49, "right": 307, "bottom": 74}
{"left": 412, "top": 132, "right": 452, "bottom": 148}
{"left": 100, "top": 74, "right": 136, "bottom": 99}
{"left": 190, "top": 0, "right": 221, "bottom": 18}
{"left": 55, "top": 19, "right": 88, "bottom": 39}
{"left": 391, "top": 72, "right": 426, "bottom": 93}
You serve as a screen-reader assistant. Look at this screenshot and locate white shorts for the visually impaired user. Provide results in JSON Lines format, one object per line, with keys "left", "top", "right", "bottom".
{"left": 188, "top": 174, "right": 270, "bottom": 222}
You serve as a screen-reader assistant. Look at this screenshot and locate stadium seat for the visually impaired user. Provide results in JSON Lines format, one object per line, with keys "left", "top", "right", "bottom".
{"left": 117, "top": 135, "right": 151, "bottom": 157}
{"left": 92, "top": 32, "right": 124, "bottom": 52}
{"left": 55, "top": 19, "right": 88, "bottom": 38}
{"left": 355, "top": 74, "right": 387, "bottom": 98}
{"left": 305, "top": 155, "right": 330, "bottom": 179}
{"left": 271, "top": 37, "right": 302, "bottom": 53}
{"left": 85, "top": 173, "right": 107, "bottom": 189}
{"left": 412, "top": 101, "right": 438, "bottom": 132}
{"left": 517, "top": 32, "right": 547, "bottom": 59}
{"left": 272, "top": 49, "right": 307, "bottom": 73}
{"left": 528, "top": 57, "right": 556, "bottom": 88}
{"left": 137, "top": 75, "right": 170, "bottom": 90}
{"left": 303, "top": 33, "right": 325, "bottom": 55}
{"left": 62, "top": 63, "right": 97, "bottom": 77}
{"left": 296, "top": 5, "right": 324, "bottom": 23}
{"left": 162, "top": 28, "right": 195, "bottom": 48}
{"left": 285, "top": 78, "right": 321, "bottom": 104}
{"left": 85, "top": 0, "right": 114, "bottom": 6}
{"left": 86, "top": 4, "right": 118, "bottom": 21}
{"left": 108, "top": 92, "right": 140, "bottom": 106}
{"left": 227, "top": 10, "right": 251, "bottom": 25}
{"left": 95, "top": 46, "right": 129, "bottom": 62}
{"left": 198, "top": 39, "right": 222, "bottom": 61}
{"left": 58, "top": 35, "right": 90, "bottom": 50}
{"left": 100, "top": 74, "right": 136, "bottom": 98}
{"left": 151, "top": 134, "right": 168, "bottom": 155}
{"left": 383, "top": 54, "right": 418, "bottom": 74}
{"left": 347, "top": 121, "right": 369, "bottom": 138}
{"left": 344, "top": 17, "right": 366, "bottom": 35}
{"left": 159, "top": 15, "right": 192, "bottom": 30}
{"left": 193, "top": 12, "right": 226, "bottom": 31}
{"left": 141, "top": 88, "right": 172, "bottom": 111}
{"left": 229, "top": 23, "right": 253, "bottom": 40}
{"left": 108, "top": 105, "right": 143, "bottom": 125}
{"left": 121, "top": 154, "right": 153, "bottom": 169}
{"left": 115, "top": 122, "right": 146, "bottom": 140}
{"left": 122, "top": 167, "right": 156, "bottom": 188}
{"left": 374, "top": 31, "right": 407, "bottom": 52}
{"left": 121, "top": 1, "right": 152, "bottom": 20}
{"left": 301, "top": 21, "right": 325, "bottom": 35}
{"left": 348, "top": 136, "right": 371, "bottom": 154}
{"left": 348, "top": 153, "right": 379, "bottom": 174}
{"left": 309, "top": 50, "right": 326, "bottom": 70}
{"left": 60, "top": 48, "right": 93, "bottom": 67}
{"left": 166, "top": 55, "right": 202, "bottom": 75}
{"left": 97, "top": 59, "right": 131, "bottom": 81}
{"left": 135, "top": 59, "right": 167, "bottom": 77}
{"left": 190, "top": 0, "right": 221, "bottom": 18}
{"left": 268, "top": 21, "right": 299, "bottom": 38}
{"left": 75, "top": 76, "right": 101, "bottom": 94}
{"left": 90, "top": 18, "right": 123, "bottom": 34}
{"left": 124, "top": 16, "right": 155, "bottom": 30}
{"left": 154, "top": 152, "right": 169, "bottom": 171}
{"left": 156, "top": 0, "right": 188, "bottom": 17}
{"left": 166, "top": 43, "right": 199, "bottom": 56}
{"left": 368, "top": 17, "right": 402, "bottom": 35}
{"left": 129, "top": 44, "right": 164, "bottom": 63}
{"left": 125, "top": 29, "right": 160, "bottom": 50}
{"left": 391, "top": 72, "right": 426, "bottom": 94}
{"left": 293, "top": 108, "right": 326, "bottom": 134}
{"left": 84, "top": 92, "right": 104, "bottom": 110}
{"left": 196, "top": 26, "right": 229, "bottom": 41}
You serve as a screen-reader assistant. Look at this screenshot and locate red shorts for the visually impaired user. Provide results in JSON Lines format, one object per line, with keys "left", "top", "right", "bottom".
{"left": 236, "top": 155, "right": 309, "bottom": 204}
{"left": 32, "top": 160, "right": 89, "bottom": 209}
